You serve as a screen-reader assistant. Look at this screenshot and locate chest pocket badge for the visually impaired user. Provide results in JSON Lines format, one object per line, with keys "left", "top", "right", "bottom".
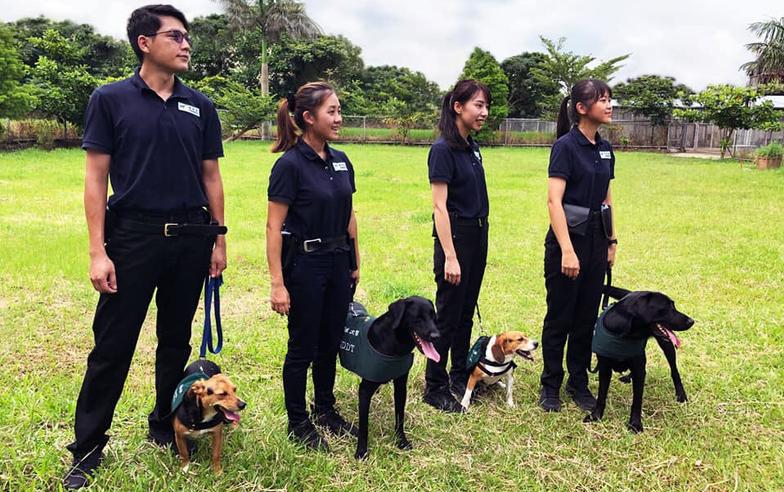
{"left": 333, "top": 161, "right": 348, "bottom": 171}
{"left": 599, "top": 151, "right": 612, "bottom": 160}
{"left": 473, "top": 150, "right": 482, "bottom": 163}
{"left": 178, "top": 102, "right": 200, "bottom": 117}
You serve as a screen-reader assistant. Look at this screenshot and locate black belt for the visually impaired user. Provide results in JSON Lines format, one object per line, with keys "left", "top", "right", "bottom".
{"left": 451, "top": 216, "right": 488, "bottom": 228}
{"left": 297, "top": 235, "right": 350, "bottom": 253}
{"left": 112, "top": 210, "right": 227, "bottom": 237}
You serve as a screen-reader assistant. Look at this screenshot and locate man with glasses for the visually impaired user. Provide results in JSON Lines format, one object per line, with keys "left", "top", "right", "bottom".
{"left": 64, "top": 4, "right": 226, "bottom": 488}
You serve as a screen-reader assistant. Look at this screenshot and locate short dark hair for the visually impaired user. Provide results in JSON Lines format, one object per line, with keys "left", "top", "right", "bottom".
{"left": 438, "top": 79, "right": 492, "bottom": 148}
{"left": 127, "top": 4, "right": 189, "bottom": 62}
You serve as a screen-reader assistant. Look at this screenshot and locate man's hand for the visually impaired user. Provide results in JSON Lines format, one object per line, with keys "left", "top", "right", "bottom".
{"left": 90, "top": 252, "right": 117, "bottom": 293}
{"left": 210, "top": 240, "right": 227, "bottom": 278}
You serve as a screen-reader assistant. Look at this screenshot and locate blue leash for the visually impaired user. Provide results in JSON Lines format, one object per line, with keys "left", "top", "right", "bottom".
{"left": 200, "top": 275, "right": 223, "bottom": 358}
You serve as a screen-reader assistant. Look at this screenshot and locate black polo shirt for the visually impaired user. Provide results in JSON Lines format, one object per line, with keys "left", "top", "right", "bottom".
{"left": 428, "top": 136, "right": 489, "bottom": 219}
{"left": 548, "top": 127, "right": 615, "bottom": 211}
{"left": 268, "top": 139, "right": 356, "bottom": 241}
{"left": 81, "top": 69, "right": 224, "bottom": 213}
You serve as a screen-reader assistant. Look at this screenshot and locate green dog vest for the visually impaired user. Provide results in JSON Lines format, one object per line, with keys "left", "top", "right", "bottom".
{"left": 592, "top": 305, "right": 648, "bottom": 360}
{"left": 339, "top": 302, "right": 414, "bottom": 383}
{"left": 170, "top": 371, "right": 209, "bottom": 411}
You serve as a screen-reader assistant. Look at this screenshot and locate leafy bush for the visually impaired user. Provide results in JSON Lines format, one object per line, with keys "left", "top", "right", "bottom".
{"left": 756, "top": 141, "right": 784, "bottom": 158}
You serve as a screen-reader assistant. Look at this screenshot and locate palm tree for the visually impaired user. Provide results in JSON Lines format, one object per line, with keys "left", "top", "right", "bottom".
{"left": 742, "top": 17, "right": 784, "bottom": 85}
{"left": 215, "top": 0, "right": 321, "bottom": 96}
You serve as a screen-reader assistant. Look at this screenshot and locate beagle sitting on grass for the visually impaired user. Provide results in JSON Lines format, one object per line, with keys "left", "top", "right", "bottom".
{"left": 461, "top": 331, "right": 538, "bottom": 410}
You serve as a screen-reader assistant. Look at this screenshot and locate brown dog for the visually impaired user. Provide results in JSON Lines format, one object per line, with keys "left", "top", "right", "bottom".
{"left": 460, "top": 331, "right": 538, "bottom": 410}
{"left": 171, "top": 360, "right": 245, "bottom": 474}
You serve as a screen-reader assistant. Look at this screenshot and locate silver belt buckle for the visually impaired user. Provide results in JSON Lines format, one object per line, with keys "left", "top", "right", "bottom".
{"left": 303, "top": 238, "right": 322, "bottom": 252}
{"left": 164, "top": 223, "right": 179, "bottom": 237}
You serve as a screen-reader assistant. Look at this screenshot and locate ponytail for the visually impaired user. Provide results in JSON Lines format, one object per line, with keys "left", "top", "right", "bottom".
{"left": 272, "top": 97, "right": 299, "bottom": 153}
{"left": 556, "top": 96, "right": 572, "bottom": 139}
{"left": 438, "top": 79, "right": 491, "bottom": 148}
{"left": 271, "top": 81, "right": 336, "bottom": 153}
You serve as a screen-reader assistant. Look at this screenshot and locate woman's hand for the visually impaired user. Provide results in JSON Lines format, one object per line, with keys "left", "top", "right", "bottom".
{"left": 445, "top": 255, "right": 461, "bottom": 285}
{"left": 607, "top": 243, "right": 617, "bottom": 268}
{"left": 270, "top": 282, "right": 290, "bottom": 315}
{"left": 351, "top": 268, "right": 360, "bottom": 286}
{"left": 561, "top": 249, "right": 580, "bottom": 279}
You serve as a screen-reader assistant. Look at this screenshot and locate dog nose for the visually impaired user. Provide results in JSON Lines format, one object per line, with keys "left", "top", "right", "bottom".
{"left": 531, "top": 340, "right": 539, "bottom": 349}
{"left": 686, "top": 317, "right": 694, "bottom": 327}
{"left": 237, "top": 400, "right": 246, "bottom": 410}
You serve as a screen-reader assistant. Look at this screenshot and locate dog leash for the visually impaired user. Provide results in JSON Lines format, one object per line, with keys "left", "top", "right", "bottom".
{"left": 601, "top": 265, "right": 612, "bottom": 310}
{"left": 475, "top": 302, "right": 487, "bottom": 335}
{"left": 200, "top": 275, "right": 223, "bottom": 358}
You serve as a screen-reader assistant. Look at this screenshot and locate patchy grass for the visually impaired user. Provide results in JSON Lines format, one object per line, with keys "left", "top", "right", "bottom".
{"left": 0, "top": 143, "right": 782, "bottom": 491}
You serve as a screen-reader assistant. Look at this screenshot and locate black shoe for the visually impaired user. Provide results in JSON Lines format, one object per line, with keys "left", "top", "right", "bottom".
{"left": 312, "top": 406, "right": 358, "bottom": 438}
{"left": 449, "top": 380, "right": 467, "bottom": 399}
{"left": 288, "top": 419, "right": 329, "bottom": 451}
{"left": 565, "top": 384, "right": 596, "bottom": 412}
{"left": 539, "top": 386, "right": 562, "bottom": 412}
{"left": 423, "top": 389, "right": 465, "bottom": 413}
{"left": 63, "top": 451, "right": 103, "bottom": 489}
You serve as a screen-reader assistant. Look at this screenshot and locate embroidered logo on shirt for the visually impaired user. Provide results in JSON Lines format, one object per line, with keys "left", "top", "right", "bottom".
{"left": 178, "top": 102, "right": 200, "bottom": 117}
{"left": 332, "top": 162, "right": 348, "bottom": 171}
{"left": 599, "top": 151, "right": 612, "bottom": 159}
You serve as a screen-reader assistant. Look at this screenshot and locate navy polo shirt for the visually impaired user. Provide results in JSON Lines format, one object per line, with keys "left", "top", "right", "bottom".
{"left": 268, "top": 139, "right": 356, "bottom": 241}
{"left": 548, "top": 127, "right": 615, "bottom": 211}
{"left": 428, "top": 136, "right": 489, "bottom": 219}
{"left": 81, "top": 69, "right": 224, "bottom": 213}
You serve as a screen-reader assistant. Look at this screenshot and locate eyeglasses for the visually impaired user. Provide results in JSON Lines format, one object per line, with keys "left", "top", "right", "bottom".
{"left": 146, "top": 29, "right": 192, "bottom": 46}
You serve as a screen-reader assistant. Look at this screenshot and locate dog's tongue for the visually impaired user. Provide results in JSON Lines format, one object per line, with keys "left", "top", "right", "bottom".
{"left": 664, "top": 327, "right": 681, "bottom": 349}
{"left": 419, "top": 340, "right": 441, "bottom": 363}
{"left": 222, "top": 409, "right": 241, "bottom": 423}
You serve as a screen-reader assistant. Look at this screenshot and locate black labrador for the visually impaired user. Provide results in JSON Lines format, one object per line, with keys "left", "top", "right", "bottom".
{"left": 584, "top": 288, "right": 694, "bottom": 433}
{"left": 340, "top": 296, "right": 440, "bottom": 459}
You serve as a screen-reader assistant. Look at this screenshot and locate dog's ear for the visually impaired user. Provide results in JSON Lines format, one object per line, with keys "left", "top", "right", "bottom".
{"left": 491, "top": 337, "right": 505, "bottom": 362}
{"left": 603, "top": 302, "right": 634, "bottom": 336}
{"left": 386, "top": 298, "right": 408, "bottom": 330}
{"left": 190, "top": 381, "right": 206, "bottom": 397}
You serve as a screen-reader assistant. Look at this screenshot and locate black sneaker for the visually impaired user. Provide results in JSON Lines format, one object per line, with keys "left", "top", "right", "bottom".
{"left": 63, "top": 451, "right": 103, "bottom": 490}
{"left": 288, "top": 419, "right": 329, "bottom": 451}
{"left": 539, "top": 386, "right": 562, "bottom": 412}
{"left": 565, "top": 384, "right": 596, "bottom": 412}
{"left": 312, "top": 406, "right": 358, "bottom": 438}
{"left": 423, "top": 389, "right": 465, "bottom": 413}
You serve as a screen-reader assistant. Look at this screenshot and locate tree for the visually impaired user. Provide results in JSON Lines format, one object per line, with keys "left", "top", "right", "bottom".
{"left": 194, "top": 75, "right": 276, "bottom": 140}
{"left": 183, "top": 14, "right": 237, "bottom": 81}
{"left": 613, "top": 75, "right": 693, "bottom": 126}
{"left": 675, "top": 84, "right": 783, "bottom": 158}
{"left": 359, "top": 65, "right": 441, "bottom": 115}
{"left": 268, "top": 34, "right": 364, "bottom": 97}
{"left": 0, "top": 24, "right": 36, "bottom": 119}
{"left": 216, "top": 0, "right": 321, "bottom": 97}
{"left": 531, "top": 36, "right": 630, "bottom": 117}
{"left": 741, "top": 17, "right": 784, "bottom": 85}
{"left": 459, "top": 47, "right": 509, "bottom": 141}
{"left": 27, "top": 29, "right": 97, "bottom": 139}
{"left": 501, "top": 51, "right": 558, "bottom": 118}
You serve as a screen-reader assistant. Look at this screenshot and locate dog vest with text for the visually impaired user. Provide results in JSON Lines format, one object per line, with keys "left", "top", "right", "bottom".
{"left": 592, "top": 305, "right": 648, "bottom": 360}
{"left": 339, "top": 302, "right": 414, "bottom": 383}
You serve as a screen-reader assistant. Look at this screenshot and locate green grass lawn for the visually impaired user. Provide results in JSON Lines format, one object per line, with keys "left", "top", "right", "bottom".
{"left": 1, "top": 142, "right": 782, "bottom": 491}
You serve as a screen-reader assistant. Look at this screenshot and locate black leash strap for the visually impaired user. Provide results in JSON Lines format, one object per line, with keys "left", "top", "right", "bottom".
{"left": 475, "top": 302, "right": 487, "bottom": 335}
{"left": 200, "top": 275, "right": 223, "bottom": 358}
{"left": 601, "top": 265, "right": 612, "bottom": 310}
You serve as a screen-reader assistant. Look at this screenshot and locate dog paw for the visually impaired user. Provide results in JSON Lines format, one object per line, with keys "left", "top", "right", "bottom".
{"left": 213, "top": 466, "right": 224, "bottom": 476}
{"left": 396, "top": 438, "right": 413, "bottom": 451}
{"left": 180, "top": 463, "right": 191, "bottom": 474}
{"left": 506, "top": 401, "right": 517, "bottom": 408}
{"left": 619, "top": 374, "right": 632, "bottom": 384}
{"left": 355, "top": 448, "right": 369, "bottom": 460}
{"left": 676, "top": 392, "right": 688, "bottom": 403}
{"left": 583, "top": 413, "right": 600, "bottom": 423}
{"left": 627, "top": 421, "right": 644, "bottom": 434}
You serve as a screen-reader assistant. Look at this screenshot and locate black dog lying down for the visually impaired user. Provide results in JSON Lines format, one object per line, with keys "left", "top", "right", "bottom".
{"left": 584, "top": 287, "right": 694, "bottom": 433}
{"left": 339, "top": 296, "right": 440, "bottom": 459}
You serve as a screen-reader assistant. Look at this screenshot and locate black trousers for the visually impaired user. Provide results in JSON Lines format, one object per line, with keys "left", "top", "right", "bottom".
{"left": 282, "top": 251, "right": 352, "bottom": 425}
{"left": 540, "top": 216, "right": 607, "bottom": 391}
{"left": 67, "top": 213, "right": 214, "bottom": 459}
{"left": 425, "top": 222, "right": 488, "bottom": 393}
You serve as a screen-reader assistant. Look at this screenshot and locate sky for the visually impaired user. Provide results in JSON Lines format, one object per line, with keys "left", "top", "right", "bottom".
{"left": 2, "top": 0, "right": 780, "bottom": 90}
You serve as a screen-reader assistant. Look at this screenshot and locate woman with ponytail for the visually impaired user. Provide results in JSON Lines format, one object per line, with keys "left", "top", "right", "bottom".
{"left": 539, "top": 79, "right": 618, "bottom": 413}
{"left": 266, "top": 82, "right": 360, "bottom": 449}
{"left": 424, "top": 79, "right": 491, "bottom": 413}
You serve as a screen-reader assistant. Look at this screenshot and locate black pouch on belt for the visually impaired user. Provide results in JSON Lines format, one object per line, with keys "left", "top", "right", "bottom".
{"left": 103, "top": 207, "right": 115, "bottom": 245}
{"left": 281, "top": 231, "right": 298, "bottom": 273}
{"left": 600, "top": 204, "right": 613, "bottom": 239}
{"left": 563, "top": 203, "right": 590, "bottom": 236}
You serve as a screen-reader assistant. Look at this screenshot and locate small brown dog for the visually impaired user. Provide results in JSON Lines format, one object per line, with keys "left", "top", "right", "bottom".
{"left": 171, "top": 360, "right": 245, "bottom": 474}
{"left": 461, "top": 331, "right": 538, "bottom": 410}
